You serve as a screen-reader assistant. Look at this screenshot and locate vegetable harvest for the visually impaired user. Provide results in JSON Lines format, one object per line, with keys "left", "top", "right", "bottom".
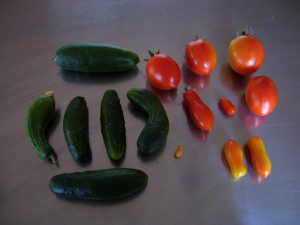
{"left": 25, "top": 91, "right": 58, "bottom": 165}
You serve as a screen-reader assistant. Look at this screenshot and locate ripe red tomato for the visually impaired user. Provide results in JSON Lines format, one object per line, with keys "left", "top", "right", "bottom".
{"left": 146, "top": 53, "right": 181, "bottom": 90}
{"left": 245, "top": 76, "right": 278, "bottom": 116}
{"left": 184, "top": 88, "right": 214, "bottom": 131}
{"left": 185, "top": 38, "right": 217, "bottom": 75}
{"left": 229, "top": 33, "right": 265, "bottom": 76}
{"left": 219, "top": 98, "right": 236, "bottom": 116}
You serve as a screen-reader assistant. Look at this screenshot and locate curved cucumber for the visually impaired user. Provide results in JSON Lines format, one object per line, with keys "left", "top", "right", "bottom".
{"left": 63, "top": 97, "right": 91, "bottom": 164}
{"left": 49, "top": 168, "right": 148, "bottom": 200}
{"left": 127, "top": 88, "right": 169, "bottom": 155}
{"left": 101, "top": 90, "right": 126, "bottom": 161}
{"left": 25, "top": 91, "right": 58, "bottom": 165}
{"left": 53, "top": 43, "right": 140, "bottom": 73}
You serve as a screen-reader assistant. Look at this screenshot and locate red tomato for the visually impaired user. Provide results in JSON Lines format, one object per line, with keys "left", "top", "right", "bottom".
{"left": 245, "top": 76, "right": 278, "bottom": 116}
{"left": 185, "top": 38, "right": 217, "bottom": 75}
{"left": 146, "top": 53, "right": 181, "bottom": 90}
{"left": 219, "top": 98, "right": 236, "bottom": 116}
{"left": 184, "top": 88, "right": 214, "bottom": 131}
{"left": 229, "top": 33, "right": 265, "bottom": 76}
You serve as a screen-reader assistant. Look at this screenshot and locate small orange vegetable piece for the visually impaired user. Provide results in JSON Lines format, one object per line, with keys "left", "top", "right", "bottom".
{"left": 174, "top": 145, "right": 182, "bottom": 158}
{"left": 219, "top": 98, "right": 236, "bottom": 116}
{"left": 224, "top": 140, "right": 247, "bottom": 179}
{"left": 247, "top": 136, "right": 272, "bottom": 179}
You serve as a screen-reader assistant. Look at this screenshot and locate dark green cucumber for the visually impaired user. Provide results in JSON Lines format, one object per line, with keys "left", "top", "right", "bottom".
{"left": 53, "top": 43, "right": 140, "bottom": 73}
{"left": 127, "top": 88, "right": 169, "bottom": 155}
{"left": 49, "top": 168, "right": 148, "bottom": 200}
{"left": 101, "top": 90, "right": 126, "bottom": 161}
{"left": 25, "top": 91, "right": 58, "bottom": 165}
{"left": 63, "top": 97, "right": 91, "bottom": 164}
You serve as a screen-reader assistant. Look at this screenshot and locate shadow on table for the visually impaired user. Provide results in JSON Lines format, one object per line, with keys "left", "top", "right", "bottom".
{"left": 59, "top": 67, "right": 139, "bottom": 85}
{"left": 181, "top": 63, "right": 210, "bottom": 91}
{"left": 145, "top": 80, "right": 178, "bottom": 104}
{"left": 219, "top": 62, "right": 250, "bottom": 92}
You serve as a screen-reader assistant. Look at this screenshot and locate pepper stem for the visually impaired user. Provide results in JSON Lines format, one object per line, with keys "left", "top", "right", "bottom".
{"left": 185, "top": 86, "right": 191, "bottom": 92}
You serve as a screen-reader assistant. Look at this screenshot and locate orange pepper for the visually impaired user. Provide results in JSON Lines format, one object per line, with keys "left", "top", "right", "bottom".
{"left": 219, "top": 98, "right": 236, "bottom": 116}
{"left": 224, "top": 140, "right": 247, "bottom": 178}
{"left": 247, "top": 136, "right": 272, "bottom": 179}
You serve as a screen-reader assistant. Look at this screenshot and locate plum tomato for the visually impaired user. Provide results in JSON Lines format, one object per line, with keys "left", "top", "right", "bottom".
{"left": 245, "top": 76, "right": 278, "bottom": 116}
{"left": 146, "top": 51, "right": 181, "bottom": 91}
{"left": 185, "top": 36, "right": 217, "bottom": 75}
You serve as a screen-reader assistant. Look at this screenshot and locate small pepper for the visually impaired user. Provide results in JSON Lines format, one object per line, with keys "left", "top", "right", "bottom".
{"left": 247, "top": 136, "right": 272, "bottom": 179}
{"left": 174, "top": 145, "right": 182, "bottom": 158}
{"left": 219, "top": 98, "right": 236, "bottom": 116}
{"left": 224, "top": 140, "right": 247, "bottom": 179}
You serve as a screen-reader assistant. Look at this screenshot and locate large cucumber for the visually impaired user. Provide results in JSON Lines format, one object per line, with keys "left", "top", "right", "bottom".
{"left": 53, "top": 43, "right": 140, "bottom": 73}
{"left": 25, "top": 91, "right": 58, "bottom": 165}
{"left": 63, "top": 97, "right": 91, "bottom": 164}
{"left": 49, "top": 168, "right": 148, "bottom": 200}
{"left": 127, "top": 88, "right": 169, "bottom": 155}
{"left": 101, "top": 90, "right": 126, "bottom": 161}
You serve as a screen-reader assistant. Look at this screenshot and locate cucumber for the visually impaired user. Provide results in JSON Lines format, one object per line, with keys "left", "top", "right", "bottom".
{"left": 127, "top": 88, "right": 169, "bottom": 155}
{"left": 25, "top": 91, "right": 58, "bottom": 165}
{"left": 63, "top": 97, "right": 91, "bottom": 164}
{"left": 101, "top": 90, "right": 126, "bottom": 161}
{"left": 53, "top": 43, "right": 140, "bottom": 73}
{"left": 49, "top": 168, "right": 148, "bottom": 200}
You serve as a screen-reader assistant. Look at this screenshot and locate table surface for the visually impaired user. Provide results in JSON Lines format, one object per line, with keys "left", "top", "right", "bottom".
{"left": 1, "top": 0, "right": 300, "bottom": 224}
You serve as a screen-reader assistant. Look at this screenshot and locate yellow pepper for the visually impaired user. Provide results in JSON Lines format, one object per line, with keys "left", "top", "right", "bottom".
{"left": 247, "top": 136, "right": 272, "bottom": 179}
{"left": 225, "top": 140, "right": 247, "bottom": 179}
{"left": 174, "top": 145, "right": 182, "bottom": 158}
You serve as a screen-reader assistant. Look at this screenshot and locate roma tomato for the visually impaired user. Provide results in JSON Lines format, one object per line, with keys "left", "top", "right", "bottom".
{"left": 228, "top": 31, "right": 265, "bottom": 76}
{"left": 185, "top": 37, "right": 217, "bottom": 75}
{"left": 146, "top": 51, "right": 181, "bottom": 90}
{"left": 245, "top": 76, "right": 278, "bottom": 116}
{"left": 184, "top": 87, "right": 214, "bottom": 131}
{"left": 219, "top": 98, "right": 236, "bottom": 116}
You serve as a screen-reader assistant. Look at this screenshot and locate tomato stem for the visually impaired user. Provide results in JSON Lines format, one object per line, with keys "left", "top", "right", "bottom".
{"left": 185, "top": 86, "right": 191, "bottom": 92}
{"left": 240, "top": 30, "right": 249, "bottom": 36}
{"left": 148, "top": 50, "right": 154, "bottom": 57}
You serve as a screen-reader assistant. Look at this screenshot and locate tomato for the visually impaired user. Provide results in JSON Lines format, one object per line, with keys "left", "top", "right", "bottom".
{"left": 219, "top": 98, "right": 236, "bottom": 116}
{"left": 146, "top": 52, "right": 181, "bottom": 90}
{"left": 185, "top": 37, "right": 217, "bottom": 75}
{"left": 184, "top": 88, "right": 214, "bottom": 131}
{"left": 228, "top": 32, "right": 265, "bottom": 76}
{"left": 245, "top": 76, "right": 278, "bottom": 116}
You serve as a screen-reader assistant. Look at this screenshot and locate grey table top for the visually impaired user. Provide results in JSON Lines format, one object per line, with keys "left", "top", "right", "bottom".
{"left": 0, "top": 0, "right": 299, "bottom": 224}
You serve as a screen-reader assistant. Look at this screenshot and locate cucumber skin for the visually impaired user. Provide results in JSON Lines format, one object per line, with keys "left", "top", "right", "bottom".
{"left": 127, "top": 88, "right": 169, "bottom": 155}
{"left": 49, "top": 168, "right": 148, "bottom": 200}
{"left": 54, "top": 43, "right": 140, "bottom": 73}
{"left": 63, "top": 97, "right": 91, "bottom": 164}
{"left": 25, "top": 95, "right": 57, "bottom": 163}
{"left": 101, "top": 90, "right": 126, "bottom": 161}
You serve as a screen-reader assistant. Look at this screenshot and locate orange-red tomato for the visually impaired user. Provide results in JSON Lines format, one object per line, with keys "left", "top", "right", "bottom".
{"left": 146, "top": 53, "right": 181, "bottom": 90}
{"left": 184, "top": 88, "right": 214, "bottom": 131}
{"left": 245, "top": 76, "right": 278, "bottom": 116}
{"left": 185, "top": 38, "right": 217, "bottom": 75}
{"left": 228, "top": 34, "right": 265, "bottom": 76}
{"left": 219, "top": 98, "right": 236, "bottom": 116}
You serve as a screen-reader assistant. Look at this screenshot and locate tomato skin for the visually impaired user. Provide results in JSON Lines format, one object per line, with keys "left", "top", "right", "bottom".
{"left": 146, "top": 54, "right": 181, "bottom": 90}
{"left": 184, "top": 89, "right": 214, "bottom": 131}
{"left": 229, "top": 35, "right": 265, "bottom": 76}
{"left": 185, "top": 39, "right": 217, "bottom": 75}
{"left": 219, "top": 98, "right": 236, "bottom": 116}
{"left": 245, "top": 76, "right": 278, "bottom": 116}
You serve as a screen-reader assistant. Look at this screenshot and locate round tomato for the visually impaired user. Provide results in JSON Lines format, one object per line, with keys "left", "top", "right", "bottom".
{"left": 229, "top": 33, "right": 265, "bottom": 76}
{"left": 185, "top": 38, "right": 217, "bottom": 75}
{"left": 245, "top": 76, "right": 278, "bottom": 116}
{"left": 146, "top": 53, "right": 181, "bottom": 90}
